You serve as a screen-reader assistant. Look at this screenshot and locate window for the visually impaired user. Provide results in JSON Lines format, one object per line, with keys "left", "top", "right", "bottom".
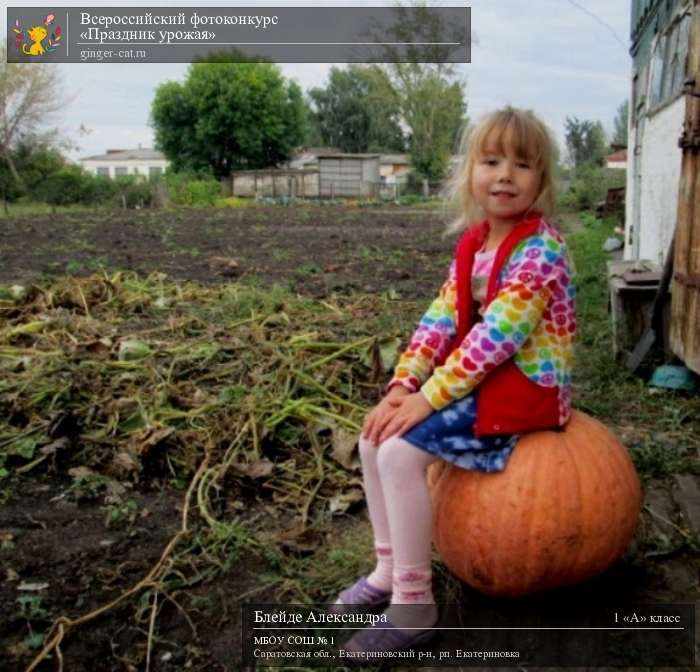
{"left": 114, "top": 166, "right": 128, "bottom": 177}
{"left": 649, "top": 13, "right": 691, "bottom": 109}
{"left": 671, "top": 15, "right": 691, "bottom": 93}
{"left": 96, "top": 167, "right": 110, "bottom": 177}
{"left": 149, "top": 166, "right": 163, "bottom": 177}
{"left": 649, "top": 34, "right": 666, "bottom": 106}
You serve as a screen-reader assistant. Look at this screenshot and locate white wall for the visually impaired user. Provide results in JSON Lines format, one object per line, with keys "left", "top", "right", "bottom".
{"left": 625, "top": 98, "right": 684, "bottom": 265}
{"left": 80, "top": 159, "right": 170, "bottom": 177}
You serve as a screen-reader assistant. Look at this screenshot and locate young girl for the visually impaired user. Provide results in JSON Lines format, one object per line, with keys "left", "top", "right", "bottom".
{"left": 332, "top": 107, "right": 576, "bottom": 656}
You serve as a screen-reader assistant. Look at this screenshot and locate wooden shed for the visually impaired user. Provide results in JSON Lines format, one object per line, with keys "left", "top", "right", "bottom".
{"left": 670, "top": 0, "right": 700, "bottom": 374}
{"left": 317, "top": 153, "right": 381, "bottom": 198}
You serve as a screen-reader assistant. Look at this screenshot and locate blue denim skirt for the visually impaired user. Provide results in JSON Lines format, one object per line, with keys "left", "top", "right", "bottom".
{"left": 402, "top": 395, "right": 518, "bottom": 472}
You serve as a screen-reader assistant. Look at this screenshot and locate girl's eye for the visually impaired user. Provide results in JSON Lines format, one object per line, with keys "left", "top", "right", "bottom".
{"left": 516, "top": 162, "right": 531, "bottom": 169}
{"left": 483, "top": 158, "right": 498, "bottom": 166}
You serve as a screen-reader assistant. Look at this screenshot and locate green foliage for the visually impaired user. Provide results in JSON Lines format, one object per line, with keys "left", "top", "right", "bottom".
{"left": 557, "top": 165, "right": 626, "bottom": 212}
{"left": 13, "top": 137, "right": 65, "bottom": 197}
{"left": 165, "top": 171, "right": 220, "bottom": 207}
{"left": 112, "top": 175, "right": 153, "bottom": 208}
{"left": 0, "top": 52, "right": 65, "bottom": 193}
{"left": 407, "top": 74, "right": 466, "bottom": 181}
{"left": 564, "top": 117, "right": 608, "bottom": 168}
{"left": 308, "top": 65, "right": 405, "bottom": 153}
{"left": 38, "top": 167, "right": 157, "bottom": 209}
{"left": 0, "top": 135, "right": 66, "bottom": 203}
{"left": 86, "top": 174, "right": 119, "bottom": 203}
{"left": 151, "top": 62, "right": 307, "bottom": 179}
{"left": 366, "top": 3, "right": 468, "bottom": 181}
{"left": 42, "top": 166, "right": 90, "bottom": 207}
{"left": 216, "top": 196, "right": 256, "bottom": 209}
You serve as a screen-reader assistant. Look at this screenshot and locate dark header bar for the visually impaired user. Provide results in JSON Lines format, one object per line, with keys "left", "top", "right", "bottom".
{"left": 6, "top": 7, "right": 471, "bottom": 63}
{"left": 241, "top": 602, "right": 695, "bottom": 667}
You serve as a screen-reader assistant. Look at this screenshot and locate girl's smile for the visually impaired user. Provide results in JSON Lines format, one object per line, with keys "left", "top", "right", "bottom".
{"left": 470, "top": 128, "right": 541, "bottom": 228}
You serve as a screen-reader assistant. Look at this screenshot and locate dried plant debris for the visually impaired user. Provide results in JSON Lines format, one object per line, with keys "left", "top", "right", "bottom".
{"left": 0, "top": 272, "right": 400, "bottom": 518}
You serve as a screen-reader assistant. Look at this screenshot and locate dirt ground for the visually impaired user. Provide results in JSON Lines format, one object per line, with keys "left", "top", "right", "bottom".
{"left": 0, "top": 206, "right": 454, "bottom": 299}
{"left": 0, "top": 206, "right": 698, "bottom": 671}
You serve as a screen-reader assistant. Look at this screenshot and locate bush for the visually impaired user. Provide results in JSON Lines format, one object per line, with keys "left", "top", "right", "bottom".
{"left": 42, "top": 167, "right": 90, "bottom": 207}
{"left": 404, "top": 171, "right": 433, "bottom": 195}
{"left": 79, "top": 174, "right": 118, "bottom": 205}
{"left": 557, "top": 165, "right": 626, "bottom": 212}
{"left": 165, "top": 172, "right": 221, "bottom": 207}
{"left": 112, "top": 175, "right": 153, "bottom": 208}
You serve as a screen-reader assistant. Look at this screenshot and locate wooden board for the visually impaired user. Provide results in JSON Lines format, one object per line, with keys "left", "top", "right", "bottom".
{"left": 670, "top": 0, "right": 700, "bottom": 375}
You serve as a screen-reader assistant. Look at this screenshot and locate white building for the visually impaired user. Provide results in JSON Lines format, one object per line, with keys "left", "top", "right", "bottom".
{"left": 625, "top": 1, "right": 691, "bottom": 265}
{"left": 607, "top": 149, "right": 628, "bottom": 170}
{"left": 79, "top": 148, "right": 170, "bottom": 179}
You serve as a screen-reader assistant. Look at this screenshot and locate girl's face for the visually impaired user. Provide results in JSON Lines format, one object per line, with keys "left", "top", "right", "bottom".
{"left": 470, "top": 126, "right": 542, "bottom": 227}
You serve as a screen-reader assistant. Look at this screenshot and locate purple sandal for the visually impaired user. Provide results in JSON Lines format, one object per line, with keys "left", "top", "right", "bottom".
{"left": 328, "top": 576, "right": 391, "bottom": 614}
{"left": 341, "top": 617, "right": 437, "bottom": 661}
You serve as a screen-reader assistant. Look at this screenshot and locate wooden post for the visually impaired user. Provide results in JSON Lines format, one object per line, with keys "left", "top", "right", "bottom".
{"left": 330, "top": 182, "right": 335, "bottom": 199}
{"left": 670, "top": 0, "right": 700, "bottom": 374}
{"left": 423, "top": 179, "right": 429, "bottom": 198}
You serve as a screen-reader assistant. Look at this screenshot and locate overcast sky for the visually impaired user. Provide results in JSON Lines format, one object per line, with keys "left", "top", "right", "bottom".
{"left": 1, "top": 0, "right": 631, "bottom": 160}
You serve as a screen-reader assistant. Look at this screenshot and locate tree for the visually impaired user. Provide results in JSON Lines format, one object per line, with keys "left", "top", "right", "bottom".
{"left": 308, "top": 65, "right": 405, "bottom": 153}
{"left": 404, "top": 73, "right": 465, "bottom": 180}
{"left": 612, "top": 100, "right": 629, "bottom": 148}
{"left": 367, "top": 2, "right": 469, "bottom": 180}
{"left": 0, "top": 135, "right": 66, "bottom": 213}
{"left": 0, "top": 43, "right": 64, "bottom": 187}
{"left": 564, "top": 117, "right": 608, "bottom": 169}
{"left": 13, "top": 135, "right": 65, "bottom": 196}
{"left": 151, "top": 61, "right": 307, "bottom": 179}
{"left": 42, "top": 166, "right": 90, "bottom": 210}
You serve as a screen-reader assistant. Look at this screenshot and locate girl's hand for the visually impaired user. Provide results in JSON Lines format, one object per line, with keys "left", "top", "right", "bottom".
{"left": 375, "top": 392, "right": 434, "bottom": 446}
{"left": 362, "top": 386, "right": 410, "bottom": 446}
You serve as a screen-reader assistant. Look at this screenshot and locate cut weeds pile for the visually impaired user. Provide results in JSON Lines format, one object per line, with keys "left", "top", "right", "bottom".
{"left": 0, "top": 271, "right": 406, "bottom": 670}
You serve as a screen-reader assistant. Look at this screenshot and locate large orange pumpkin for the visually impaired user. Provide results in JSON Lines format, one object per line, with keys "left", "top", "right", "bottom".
{"left": 427, "top": 411, "right": 642, "bottom": 598}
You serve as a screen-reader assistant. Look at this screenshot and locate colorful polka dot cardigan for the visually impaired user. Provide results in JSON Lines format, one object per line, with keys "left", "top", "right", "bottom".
{"left": 388, "top": 215, "right": 576, "bottom": 435}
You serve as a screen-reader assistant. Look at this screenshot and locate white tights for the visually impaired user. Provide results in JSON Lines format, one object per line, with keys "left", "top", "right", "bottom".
{"left": 358, "top": 435, "right": 439, "bottom": 604}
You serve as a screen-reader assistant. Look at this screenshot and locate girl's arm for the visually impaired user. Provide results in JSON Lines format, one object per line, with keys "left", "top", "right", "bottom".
{"left": 420, "top": 238, "right": 571, "bottom": 410}
{"left": 386, "top": 260, "right": 458, "bottom": 393}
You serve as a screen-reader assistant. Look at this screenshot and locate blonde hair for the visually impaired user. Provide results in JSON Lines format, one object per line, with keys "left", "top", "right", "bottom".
{"left": 442, "top": 106, "right": 556, "bottom": 235}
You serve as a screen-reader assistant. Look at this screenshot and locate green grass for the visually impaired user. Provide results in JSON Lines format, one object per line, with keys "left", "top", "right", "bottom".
{"left": 271, "top": 247, "right": 290, "bottom": 262}
{"left": 566, "top": 217, "right": 699, "bottom": 479}
{"left": 0, "top": 201, "right": 100, "bottom": 218}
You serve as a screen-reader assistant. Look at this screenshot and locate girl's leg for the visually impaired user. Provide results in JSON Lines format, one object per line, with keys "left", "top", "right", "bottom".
{"left": 331, "top": 436, "right": 394, "bottom": 607}
{"left": 357, "top": 436, "right": 393, "bottom": 590}
{"left": 344, "top": 435, "right": 440, "bottom": 652}
{"left": 376, "top": 436, "right": 440, "bottom": 629}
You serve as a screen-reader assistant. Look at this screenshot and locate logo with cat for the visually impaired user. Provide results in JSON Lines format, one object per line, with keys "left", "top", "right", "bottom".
{"left": 13, "top": 14, "right": 62, "bottom": 57}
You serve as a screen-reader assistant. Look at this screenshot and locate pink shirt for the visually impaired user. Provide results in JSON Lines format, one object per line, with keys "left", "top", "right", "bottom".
{"left": 471, "top": 247, "right": 496, "bottom": 311}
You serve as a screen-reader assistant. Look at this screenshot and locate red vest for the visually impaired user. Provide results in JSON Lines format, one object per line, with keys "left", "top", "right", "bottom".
{"left": 452, "top": 215, "right": 561, "bottom": 436}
